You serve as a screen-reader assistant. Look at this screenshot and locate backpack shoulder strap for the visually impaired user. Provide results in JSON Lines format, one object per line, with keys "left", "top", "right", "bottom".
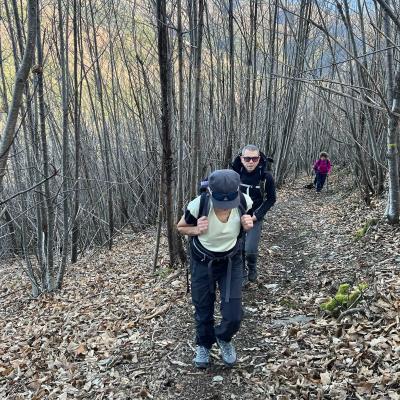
{"left": 198, "top": 191, "right": 210, "bottom": 219}
{"left": 236, "top": 192, "right": 248, "bottom": 239}
{"left": 238, "top": 191, "right": 247, "bottom": 216}
{"left": 258, "top": 167, "right": 266, "bottom": 198}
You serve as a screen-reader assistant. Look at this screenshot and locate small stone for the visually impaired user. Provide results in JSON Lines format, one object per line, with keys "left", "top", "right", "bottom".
{"left": 264, "top": 284, "right": 279, "bottom": 290}
{"left": 171, "top": 280, "right": 181, "bottom": 288}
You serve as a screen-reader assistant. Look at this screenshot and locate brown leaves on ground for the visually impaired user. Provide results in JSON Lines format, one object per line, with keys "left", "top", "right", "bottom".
{"left": 0, "top": 173, "right": 399, "bottom": 399}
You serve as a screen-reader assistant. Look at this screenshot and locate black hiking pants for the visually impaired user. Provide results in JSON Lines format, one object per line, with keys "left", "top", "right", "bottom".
{"left": 190, "top": 251, "right": 243, "bottom": 349}
{"left": 316, "top": 172, "right": 327, "bottom": 192}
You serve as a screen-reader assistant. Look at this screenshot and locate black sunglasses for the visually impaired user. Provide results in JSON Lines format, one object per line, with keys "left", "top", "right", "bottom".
{"left": 242, "top": 156, "right": 260, "bottom": 162}
{"left": 211, "top": 191, "right": 238, "bottom": 201}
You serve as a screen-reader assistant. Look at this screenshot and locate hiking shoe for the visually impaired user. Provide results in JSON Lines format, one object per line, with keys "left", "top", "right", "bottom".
{"left": 248, "top": 269, "right": 257, "bottom": 282}
{"left": 216, "top": 338, "right": 237, "bottom": 367}
{"left": 246, "top": 255, "right": 257, "bottom": 283}
{"left": 193, "top": 346, "right": 210, "bottom": 369}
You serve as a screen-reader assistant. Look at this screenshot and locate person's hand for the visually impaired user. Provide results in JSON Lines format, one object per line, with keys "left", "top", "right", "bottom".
{"left": 252, "top": 215, "right": 257, "bottom": 222}
{"left": 197, "top": 216, "right": 208, "bottom": 235}
{"left": 241, "top": 215, "right": 253, "bottom": 231}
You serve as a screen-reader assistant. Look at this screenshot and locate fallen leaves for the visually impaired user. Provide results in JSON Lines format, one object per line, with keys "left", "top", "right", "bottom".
{"left": 143, "top": 303, "right": 170, "bottom": 320}
{"left": 320, "top": 371, "right": 331, "bottom": 385}
{"left": 0, "top": 176, "right": 400, "bottom": 399}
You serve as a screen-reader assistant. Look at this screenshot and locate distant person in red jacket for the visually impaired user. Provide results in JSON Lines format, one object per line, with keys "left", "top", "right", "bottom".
{"left": 313, "top": 152, "right": 331, "bottom": 193}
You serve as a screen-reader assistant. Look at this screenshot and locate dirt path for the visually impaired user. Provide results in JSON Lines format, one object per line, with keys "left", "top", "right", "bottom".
{"left": 141, "top": 180, "right": 400, "bottom": 400}
{"left": 1, "top": 177, "right": 399, "bottom": 399}
{"left": 142, "top": 186, "right": 334, "bottom": 399}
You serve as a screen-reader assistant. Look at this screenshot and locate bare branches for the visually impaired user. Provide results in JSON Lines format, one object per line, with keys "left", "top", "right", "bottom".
{"left": 0, "top": 0, "right": 37, "bottom": 190}
{"left": 375, "top": 0, "right": 400, "bottom": 32}
{"left": 1, "top": 0, "right": 400, "bottom": 296}
{"left": 0, "top": 165, "right": 58, "bottom": 206}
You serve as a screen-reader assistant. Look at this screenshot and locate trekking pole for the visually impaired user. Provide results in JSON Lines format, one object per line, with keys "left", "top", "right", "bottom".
{"left": 186, "top": 265, "right": 190, "bottom": 293}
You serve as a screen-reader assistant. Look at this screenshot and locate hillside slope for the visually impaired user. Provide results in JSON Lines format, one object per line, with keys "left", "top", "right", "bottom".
{"left": 1, "top": 175, "right": 399, "bottom": 399}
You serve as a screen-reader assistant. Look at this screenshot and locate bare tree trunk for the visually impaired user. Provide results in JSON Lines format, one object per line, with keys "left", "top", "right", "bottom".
{"left": 176, "top": 0, "right": 187, "bottom": 264}
{"left": 176, "top": 0, "right": 184, "bottom": 218}
{"left": 386, "top": 71, "right": 400, "bottom": 223}
{"left": 190, "top": 0, "right": 204, "bottom": 196}
{"left": 262, "top": 0, "right": 278, "bottom": 156}
{"left": 384, "top": 12, "right": 400, "bottom": 224}
{"left": 188, "top": 0, "right": 197, "bottom": 195}
{"left": 87, "top": 1, "right": 114, "bottom": 250}
{"left": 3, "top": 208, "right": 18, "bottom": 254}
{"left": 274, "top": 0, "right": 311, "bottom": 185}
{"left": 6, "top": 0, "right": 46, "bottom": 291}
{"left": 223, "top": 0, "right": 235, "bottom": 168}
{"left": 157, "top": 0, "right": 178, "bottom": 266}
{"left": 0, "top": 37, "right": 9, "bottom": 113}
{"left": 0, "top": 39, "right": 18, "bottom": 255}
{"left": 37, "top": 2, "right": 55, "bottom": 291}
{"left": 338, "top": 0, "right": 384, "bottom": 193}
{"left": 57, "top": 0, "right": 70, "bottom": 288}
{"left": 249, "top": 0, "right": 258, "bottom": 142}
{"left": 71, "top": 0, "right": 82, "bottom": 264}
{"left": 375, "top": 0, "right": 400, "bottom": 31}
{"left": 0, "top": 0, "right": 37, "bottom": 190}
{"left": 153, "top": 173, "right": 163, "bottom": 272}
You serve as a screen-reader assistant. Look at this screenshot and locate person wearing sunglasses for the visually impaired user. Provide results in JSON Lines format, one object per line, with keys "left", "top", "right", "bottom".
{"left": 177, "top": 169, "right": 253, "bottom": 368}
{"left": 231, "top": 144, "right": 276, "bottom": 284}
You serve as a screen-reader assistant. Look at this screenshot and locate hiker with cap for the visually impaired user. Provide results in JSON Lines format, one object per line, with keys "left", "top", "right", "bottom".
{"left": 231, "top": 144, "right": 276, "bottom": 284}
{"left": 177, "top": 169, "right": 253, "bottom": 368}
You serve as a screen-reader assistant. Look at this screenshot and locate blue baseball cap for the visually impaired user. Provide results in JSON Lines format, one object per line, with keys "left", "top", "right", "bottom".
{"left": 208, "top": 169, "right": 240, "bottom": 209}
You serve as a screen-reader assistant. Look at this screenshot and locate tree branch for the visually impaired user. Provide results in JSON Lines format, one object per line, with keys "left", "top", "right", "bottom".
{"left": 375, "top": 0, "right": 400, "bottom": 32}
{"left": 0, "top": 165, "right": 58, "bottom": 206}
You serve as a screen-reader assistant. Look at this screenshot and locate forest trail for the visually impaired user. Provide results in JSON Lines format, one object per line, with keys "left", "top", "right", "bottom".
{"left": 1, "top": 175, "right": 400, "bottom": 400}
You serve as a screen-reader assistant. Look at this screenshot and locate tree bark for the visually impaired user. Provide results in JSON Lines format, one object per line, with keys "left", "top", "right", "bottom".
{"left": 37, "top": 1, "right": 56, "bottom": 291}
{"left": 223, "top": 0, "right": 235, "bottom": 168}
{"left": 157, "top": 0, "right": 178, "bottom": 266}
{"left": 384, "top": 13, "right": 400, "bottom": 223}
{"left": 57, "top": 0, "right": 70, "bottom": 288}
{"left": 71, "top": 0, "right": 82, "bottom": 264}
{"left": 190, "top": 0, "right": 205, "bottom": 196}
{"left": 0, "top": 0, "right": 37, "bottom": 191}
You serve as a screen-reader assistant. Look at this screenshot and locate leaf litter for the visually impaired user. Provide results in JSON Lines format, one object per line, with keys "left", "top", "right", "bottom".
{"left": 0, "top": 174, "right": 399, "bottom": 399}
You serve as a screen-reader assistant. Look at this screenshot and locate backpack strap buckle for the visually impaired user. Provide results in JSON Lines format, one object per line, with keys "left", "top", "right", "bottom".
{"left": 240, "top": 183, "right": 260, "bottom": 196}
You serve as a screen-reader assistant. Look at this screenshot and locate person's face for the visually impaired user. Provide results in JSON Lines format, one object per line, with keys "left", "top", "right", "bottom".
{"left": 241, "top": 150, "right": 260, "bottom": 172}
{"left": 321, "top": 156, "right": 327, "bottom": 160}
